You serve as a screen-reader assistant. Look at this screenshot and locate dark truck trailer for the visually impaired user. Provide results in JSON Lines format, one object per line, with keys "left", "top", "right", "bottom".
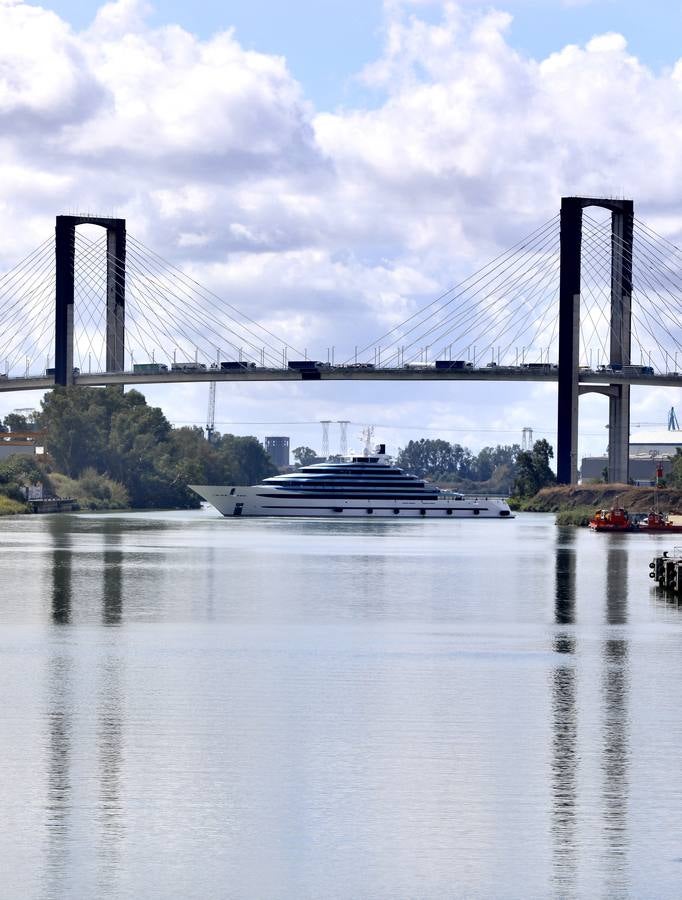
{"left": 435, "top": 360, "right": 472, "bottom": 370}
{"left": 288, "top": 360, "right": 325, "bottom": 380}
{"left": 220, "top": 361, "right": 256, "bottom": 370}
{"left": 288, "top": 360, "right": 322, "bottom": 370}
{"left": 622, "top": 364, "right": 654, "bottom": 375}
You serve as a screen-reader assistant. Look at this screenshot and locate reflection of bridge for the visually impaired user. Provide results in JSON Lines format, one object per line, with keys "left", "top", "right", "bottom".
{"left": 2, "top": 197, "right": 682, "bottom": 484}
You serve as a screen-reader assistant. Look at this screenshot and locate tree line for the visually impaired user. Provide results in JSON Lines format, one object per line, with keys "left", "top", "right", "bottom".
{"left": 0, "top": 387, "right": 276, "bottom": 509}
{"left": 291, "top": 437, "right": 557, "bottom": 495}
{"left": 395, "top": 437, "right": 556, "bottom": 495}
{"left": 0, "top": 388, "right": 560, "bottom": 510}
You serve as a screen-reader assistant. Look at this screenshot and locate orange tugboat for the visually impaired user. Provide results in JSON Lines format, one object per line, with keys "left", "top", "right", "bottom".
{"left": 588, "top": 507, "right": 638, "bottom": 532}
{"left": 637, "top": 511, "right": 682, "bottom": 534}
{"left": 589, "top": 508, "right": 682, "bottom": 533}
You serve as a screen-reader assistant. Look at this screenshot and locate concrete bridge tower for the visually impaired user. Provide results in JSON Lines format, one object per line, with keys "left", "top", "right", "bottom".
{"left": 557, "top": 197, "right": 633, "bottom": 485}
{"left": 55, "top": 215, "right": 126, "bottom": 386}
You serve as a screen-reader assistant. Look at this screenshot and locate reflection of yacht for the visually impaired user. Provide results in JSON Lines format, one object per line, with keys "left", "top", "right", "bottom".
{"left": 191, "top": 444, "right": 514, "bottom": 519}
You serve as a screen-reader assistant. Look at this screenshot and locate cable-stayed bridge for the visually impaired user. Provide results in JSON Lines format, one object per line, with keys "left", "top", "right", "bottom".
{"left": 1, "top": 199, "right": 682, "bottom": 484}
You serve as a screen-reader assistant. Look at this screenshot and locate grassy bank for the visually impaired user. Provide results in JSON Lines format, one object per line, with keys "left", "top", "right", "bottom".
{"left": 49, "top": 470, "right": 129, "bottom": 511}
{"left": 0, "top": 495, "right": 28, "bottom": 516}
{"left": 519, "top": 484, "right": 682, "bottom": 524}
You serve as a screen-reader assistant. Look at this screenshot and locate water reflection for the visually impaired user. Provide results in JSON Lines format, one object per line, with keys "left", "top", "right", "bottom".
{"left": 50, "top": 523, "right": 72, "bottom": 626}
{"left": 551, "top": 528, "right": 578, "bottom": 890}
{"left": 44, "top": 517, "right": 126, "bottom": 895}
{"left": 44, "top": 654, "right": 73, "bottom": 893}
{"left": 602, "top": 548, "right": 630, "bottom": 894}
{"left": 97, "top": 654, "right": 124, "bottom": 894}
{"left": 102, "top": 532, "right": 123, "bottom": 626}
{"left": 550, "top": 536, "right": 632, "bottom": 897}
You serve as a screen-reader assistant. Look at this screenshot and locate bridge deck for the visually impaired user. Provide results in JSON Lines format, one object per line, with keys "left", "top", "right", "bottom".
{"left": 1, "top": 368, "right": 680, "bottom": 392}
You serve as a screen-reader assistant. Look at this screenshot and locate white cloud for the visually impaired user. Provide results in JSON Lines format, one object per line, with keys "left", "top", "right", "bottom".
{"left": 0, "top": 0, "right": 681, "bottom": 454}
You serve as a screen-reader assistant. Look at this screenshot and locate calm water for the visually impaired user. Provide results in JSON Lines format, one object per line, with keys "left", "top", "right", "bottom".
{"left": 2, "top": 509, "right": 682, "bottom": 899}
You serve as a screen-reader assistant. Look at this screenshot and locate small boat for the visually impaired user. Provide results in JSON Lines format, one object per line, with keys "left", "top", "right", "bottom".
{"left": 637, "top": 511, "right": 682, "bottom": 534}
{"left": 588, "top": 507, "right": 638, "bottom": 532}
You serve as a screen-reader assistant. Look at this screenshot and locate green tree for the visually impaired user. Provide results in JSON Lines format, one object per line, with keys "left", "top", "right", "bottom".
{"left": 670, "top": 449, "right": 682, "bottom": 488}
{"left": 0, "top": 454, "right": 51, "bottom": 503}
{"left": 396, "top": 439, "right": 462, "bottom": 478}
{"left": 38, "top": 386, "right": 277, "bottom": 508}
{"left": 3, "top": 412, "right": 28, "bottom": 432}
{"left": 513, "top": 439, "right": 556, "bottom": 497}
{"left": 293, "top": 446, "right": 317, "bottom": 466}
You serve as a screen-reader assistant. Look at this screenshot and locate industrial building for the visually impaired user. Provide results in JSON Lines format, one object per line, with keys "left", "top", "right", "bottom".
{"left": 0, "top": 429, "right": 45, "bottom": 460}
{"left": 581, "top": 428, "right": 682, "bottom": 484}
{"left": 264, "top": 436, "right": 290, "bottom": 468}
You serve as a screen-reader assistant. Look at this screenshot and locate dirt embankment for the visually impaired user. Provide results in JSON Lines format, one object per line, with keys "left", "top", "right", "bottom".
{"left": 523, "top": 484, "right": 682, "bottom": 514}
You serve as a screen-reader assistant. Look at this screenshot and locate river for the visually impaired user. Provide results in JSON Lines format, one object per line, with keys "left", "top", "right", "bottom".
{"left": 1, "top": 509, "right": 682, "bottom": 899}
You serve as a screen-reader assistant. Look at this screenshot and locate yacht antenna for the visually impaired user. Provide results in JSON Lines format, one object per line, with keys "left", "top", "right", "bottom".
{"left": 361, "top": 425, "right": 375, "bottom": 455}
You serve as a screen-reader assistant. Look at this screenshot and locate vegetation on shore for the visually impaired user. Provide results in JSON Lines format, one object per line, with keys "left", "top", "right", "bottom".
{"left": 518, "top": 484, "right": 682, "bottom": 527}
{"left": 3, "top": 393, "right": 680, "bottom": 523}
{"left": 0, "top": 386, "right": 277, "bottom": 513}
{"left": 0, "top": 495, "right": 30, "bottom": 516}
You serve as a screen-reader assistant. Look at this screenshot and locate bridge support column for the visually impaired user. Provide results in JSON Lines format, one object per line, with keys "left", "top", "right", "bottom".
{"left": 54, "top": 215, "right": 126, "bottom": 387}
{"left": 55, "top": 218, "right": 75, "bottom": 387}
{"left": 608, "top": 202, "right": 633, "bottom": 483}
{"left": 609, "top": 385, "right": 630, "bottom": 483}
{"left": 557, "top": 197, "right": 634, "bottom": 485}
{"left": 106, "top": 223, "right": 126, "bottom": 373}
{"left": 557, "top": 199, "right": 582, "bottom": 484}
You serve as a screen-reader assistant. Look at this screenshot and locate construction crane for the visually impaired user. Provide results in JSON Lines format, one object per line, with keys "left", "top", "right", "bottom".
{"left": 206, "top": 381, "right": 216, "bottom": 443}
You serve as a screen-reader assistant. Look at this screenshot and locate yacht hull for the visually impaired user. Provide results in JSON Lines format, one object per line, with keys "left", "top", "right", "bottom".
{"left": 190, "top": 484, "right": 513, "bottom": 518}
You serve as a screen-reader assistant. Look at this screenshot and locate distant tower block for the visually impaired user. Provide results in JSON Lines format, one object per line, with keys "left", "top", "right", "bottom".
{"left": 522, "top": 427, "right": 533, "bottom": 451}
{"left": 264, "top": 436, "right": 290, "bottom": 468}
{"left": 320, "top": 420, "right": 331, "bottom": 458}
{"left": 338, "top": 420, "right": 349, "bottom": 456}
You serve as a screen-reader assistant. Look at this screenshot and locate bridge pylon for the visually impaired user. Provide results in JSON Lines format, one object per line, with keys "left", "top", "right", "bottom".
{"left": 55, "top": 215, "right": 126, "bottom": 386}
{"left": 557, "top": 197, "right": 633, "bottom": 484}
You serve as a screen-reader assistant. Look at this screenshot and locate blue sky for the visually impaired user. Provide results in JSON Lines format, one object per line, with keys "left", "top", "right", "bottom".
{"left": 45, "top": 0, "right": 682, "bottom": 108}
{"left": 1, "top": 0, "right": 682, "bottom": 459}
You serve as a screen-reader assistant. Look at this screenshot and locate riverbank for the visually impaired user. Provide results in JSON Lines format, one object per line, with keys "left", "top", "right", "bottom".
{"left": 517, "top": 484, "right": 682, "bottom": 526}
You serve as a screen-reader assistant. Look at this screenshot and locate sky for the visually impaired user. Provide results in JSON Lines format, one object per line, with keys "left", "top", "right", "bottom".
{"left": 1, "top": 0, "right": 682, "bottom": 461}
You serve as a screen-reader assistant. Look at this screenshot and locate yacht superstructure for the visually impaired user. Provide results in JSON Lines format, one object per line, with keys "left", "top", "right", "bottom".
{"left": 190, "top": 444, "right": 513, "bottom": 519}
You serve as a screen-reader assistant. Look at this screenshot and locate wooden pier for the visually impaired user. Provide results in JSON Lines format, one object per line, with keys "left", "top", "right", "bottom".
{"left": 27, "top": 497, "right": 79, "bottom": 514}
